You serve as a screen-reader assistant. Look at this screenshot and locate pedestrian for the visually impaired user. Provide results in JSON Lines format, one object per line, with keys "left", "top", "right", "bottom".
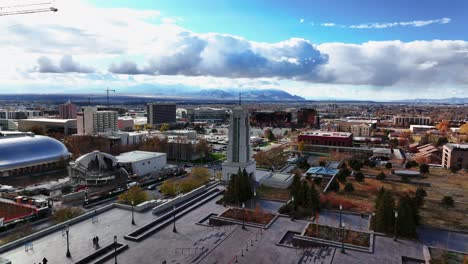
{"left": 93, "top": 236, "right": 96, "bottom": 247}
{"left": 96, "top": 236, "right": 99, "bottom": 247}
{"left": 43, "top": 257, "right": 48, "bottom": 264}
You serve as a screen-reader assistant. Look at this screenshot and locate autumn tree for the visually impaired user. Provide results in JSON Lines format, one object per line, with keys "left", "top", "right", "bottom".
{"left": 29, "top": 125, "right": 46, "bottom": 135}
{"left": 436, "top": 120, "right": 450, "bottom": 133}
{"left": 195, "top": 139, "right": 210, "bottom": 163}
{"left": 159, "top": 123, "right": 170, "bottom": 132}
{"left": 118, "top": 186, "right": 149, "bottom": 205}
{"left": 460, "top": 124, "right": 468, "bottom": 134}
{"left": 264, "top": 129, "right": 275, "bottom": 142}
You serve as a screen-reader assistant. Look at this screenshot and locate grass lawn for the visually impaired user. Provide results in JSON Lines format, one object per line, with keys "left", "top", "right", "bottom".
{"left": 256, "top": 185, "right": 290, "bottom": 201}
{"left": 412, "top": 168, "right": 468, "bottom": 229}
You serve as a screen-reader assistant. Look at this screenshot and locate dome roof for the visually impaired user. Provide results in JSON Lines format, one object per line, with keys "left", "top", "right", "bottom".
{"left": 0, "top": 135, "right": 70, "bottom": 171}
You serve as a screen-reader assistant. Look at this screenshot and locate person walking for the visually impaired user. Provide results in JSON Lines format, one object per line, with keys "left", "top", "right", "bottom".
{"left": 42, "top": 257, "right": 48, "bottom": 264}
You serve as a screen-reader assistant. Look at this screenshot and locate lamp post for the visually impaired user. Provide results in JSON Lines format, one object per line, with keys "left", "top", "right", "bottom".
{"left": 131, "top": 200, "right": 135, "bottom": 225}
{"left": 393, "top": 211, "right": 398, "bottom": 241}
{"left": 114, "top": 235, "right": 118, "bottom": 264}
{"left": 64, "top": 225, "right": 71, "bottom": 258}
{"left": 341, "top": 221, "right": 345, "bottom": 254}
{"left": 339, "top": 204, "right": 343, "bottom": 229}
{"left": 291, "top": 196, "right": 296, "bottom": 221}
{"left": 172, "top": 205, "right": 177, "bottom": 233}
{"left": 241, "top": 202, "right": 245, "bottom": 229}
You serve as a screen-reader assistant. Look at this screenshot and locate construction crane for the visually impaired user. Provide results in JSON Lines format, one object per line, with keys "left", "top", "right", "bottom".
{"left": 0, "top": 1, "right": 58, "bottom": 17}
{"left": 105, "top": 87, "right": 115, "bottom": 106}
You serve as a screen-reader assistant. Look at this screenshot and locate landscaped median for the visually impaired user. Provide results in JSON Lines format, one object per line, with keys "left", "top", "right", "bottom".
{"left": 292, "top": 223, "right": 374, "bottom": 253}
{"left": 208, "top": 207, "right": 277, "bottom": 229}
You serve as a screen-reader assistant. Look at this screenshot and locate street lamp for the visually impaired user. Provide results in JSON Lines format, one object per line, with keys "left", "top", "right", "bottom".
{"left": 114, "top": 235, "right": 118, "bottom": 264}
{"left": 341, "top": 221, "right": 346, "bottom": 254}
{"left": 393, "top": 211, "right": 398, "bottom": 241}
{"left": 64, "top": 225, "right": 71, "bottom": 258}
{"left": 131, "top": 200, "right": 135, "bottom": 225}
{"left": 339, "top": 204, "right": 343, "bottom": 229}
{"left": 241, "top": 202, "right": 245, "bottom": 229}
{"left": 172, "top": 205, "right": 177, "bottom": 233}
{"left": 291, "top": 196, "right": 296, "bottom": 221}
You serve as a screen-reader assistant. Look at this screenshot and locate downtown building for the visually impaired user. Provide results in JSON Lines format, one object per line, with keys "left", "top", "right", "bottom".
{"left": 58, "top": 100, "right": 77, "bottom": 119}
{"left": 393, "top": 115, "right": 431, "bottom": 127}
{"left": 147, "top": 103, "right": 176, "bottom": 125}
{"left": 298, "top": 130, "right": 353, "bottom": 147}
{"left": 77, "top": 107, "right": 118, "bottom": 135}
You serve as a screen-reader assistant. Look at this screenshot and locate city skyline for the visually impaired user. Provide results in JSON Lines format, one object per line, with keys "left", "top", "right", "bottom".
{"left": 0, "top": 0, "right": 467, "bottom": 100}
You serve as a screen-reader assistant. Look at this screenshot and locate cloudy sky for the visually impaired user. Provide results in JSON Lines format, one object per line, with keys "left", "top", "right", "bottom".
{"left": 0, "top": 0, "right": 467, "bottom": 100}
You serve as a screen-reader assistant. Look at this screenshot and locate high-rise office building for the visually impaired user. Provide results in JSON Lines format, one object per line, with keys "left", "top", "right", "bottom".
{"left": 59, "top": 100, "right": 77, "bottom": 119}
{"left": 147, "top": 103, "right": 176, "bottom": 125}
{"left": 222, "top": 105, "right": 256, "bottom": 181}
{"left": 77, "top": 107, "right": 117, "bottom": 135}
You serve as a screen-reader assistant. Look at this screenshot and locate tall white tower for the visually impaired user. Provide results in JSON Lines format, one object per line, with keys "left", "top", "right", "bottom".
{"left": 222, "top": 104, "right": 256, "bottom": 182}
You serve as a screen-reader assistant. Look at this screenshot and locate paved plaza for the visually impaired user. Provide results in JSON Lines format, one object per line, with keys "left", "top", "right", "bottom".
{"left": 0, "top": 195, "right": 457, "bottom": 264}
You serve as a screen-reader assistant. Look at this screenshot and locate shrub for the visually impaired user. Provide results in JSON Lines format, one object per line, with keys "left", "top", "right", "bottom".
{"left": 441, "top": 196, "right": 455, "bottom": 208}
{"left": 376, "top": 172, "right": 386, "bottom": 181}
{"left": 419, "top": 164, "right": 430, "bottom": 174}
{"left": 327, "top": 180, "right": 340, "bottom": 192}
{"left": 344, "top": 182, "right": 354, "bottom": 192}
{"left": 313, "top": 177, "right": 322, "bottom": 186}
{"left": 354, "top": 172, "right": 365, "bottom": 182}
{"left": 385, "top": 162, "right": 392, "bottom": 169}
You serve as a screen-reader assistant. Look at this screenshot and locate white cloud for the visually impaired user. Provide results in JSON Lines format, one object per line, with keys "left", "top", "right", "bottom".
{"left": 299, "top": 18, "right": 304, "bottom": 24}
{"left": 321, "top": 23, "right": 336, "bottom": 27}
{"left": 348, "top": 17, "right": 451, "bottom": 29}
{"left": 0, "top": 1, "right": 466, "bottom": 100}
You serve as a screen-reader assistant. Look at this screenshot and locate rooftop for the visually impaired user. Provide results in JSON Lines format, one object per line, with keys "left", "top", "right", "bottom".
{"left": 306, "top": 166, "right": 339, "bottom": 176}
{"left": 116, "top": 151, "right": 166, "bottom": 163}
{"left": 445, "top": 143, "right": 468, "bottom": 150}
{"left": 300, "top": 130, "right": 353, "bottom": 138}
{"left": 18, "top": 118, "right": 76, "bottom": 123}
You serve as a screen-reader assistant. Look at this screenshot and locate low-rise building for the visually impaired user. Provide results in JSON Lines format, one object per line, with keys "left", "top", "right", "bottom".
{"left": 0, "top": 119, "right": 17, "bottom": 131}
{"left": 410, "top": 125, "right": 436, "bottom": 133}
{"left": 298, "top": 131, "right": 353, "bottom": 147}
{"left": 442, "top": 143, "right": 468, "bottom": 170}
{"left": 186, "top": 107, "right": 230, "bottom": 123}
{"left": 116, "top": 151, "right": 167, "bottom": 177}
{"left": 259, "top": 172, "right": 294, "bottom": 189}
{"left": 18, "top": 118, "right": 77, "bottom": 135}
{"left": 393, "top": 115, "right": 431, "bottom": 127}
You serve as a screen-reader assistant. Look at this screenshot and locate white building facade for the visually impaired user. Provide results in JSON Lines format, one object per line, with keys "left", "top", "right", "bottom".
{"left": 77, "top": 107, "right": 118, "bottom": 135}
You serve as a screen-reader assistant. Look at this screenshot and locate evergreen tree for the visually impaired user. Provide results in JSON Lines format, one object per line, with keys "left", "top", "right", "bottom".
{"left": 414, "top": 188, "right": 427, "bottom": 207}
{"left": 344, "top": 182, "right": 354, "bottom": 192}
{"left": 385, "top": 162, "right": 392, "bottom": 169}
{"left": 336, "top": 168, "right": 350, "bottom": 182}
{"left": 354, "top": 172, "right": 365, "bottom": 182}
{"left": 373, "top": 189, "right": 395, "bottom": 234}
{"left": 299, "top": 181, "right": 309, "bottom": 207}
{"left": 419, "top": 164, "right": 429, "bottom": 174}
{"left": 396, "top": 195, "right": 417, "bottom": 238}
{"left": 307, "top": 185, "right": 320, "bottom": 214}
{"left": 376, "top": 172, "right": 386, "bottom": 180}
{"left": 290, "top": 173, "right": 302, "bottom": 200}
{"left": 327, "top": 179, "right": 340, "bottom": 192}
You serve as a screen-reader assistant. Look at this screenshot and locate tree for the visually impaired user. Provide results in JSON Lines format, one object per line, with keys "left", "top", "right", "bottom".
{"left": 436, "top": 120, "right": 450, "bottom": 133}
{"left": 297, "top": 141, "right": 305, "bottom": 153}
{"left": 419, "top": 163, "right": 430, "bottom": 174}
{"left": 290, "top": 173, "right": 302, "bottom": 200}
{"left": 264, "top": 129, "right": 275, "bottom": 142}
{"left": 30, "top": 125, "right": 45, "bottom": 135}
{"left": 354, "top": 172, "right": 365, "bottom": 182}
{"left": 385, "top": 162, "right": 393, "bottom": 170}
{"left": 191, "top": 167, "right": 211, "bottom": 182}
{"left": 224, "top": 168, "right": 253, "bottom": 204}
{"left": 299, "top": 181, "right": 310, "bottom": 207}
{"left": 327, "top": 180, "right": 340, "bottom": 192}
{"left": 306, "top": 185, "right": 320, "bottom": 214}
{"left": 144, "top": 124, "right": 153, "bottom": 131}
{"left": 118, "top": 186, "right": 149, "bottom": 205}
{"left": 349, "top": 160, "right": 363, "bottom": 171}
{"left": 159, "top": 123, "right": 170, "bottom": 132}
{"left": 396, "top": 195, "right": 417, "bottom": 238}
{"left": 344, "top": 182, "right": 354, "bottom": 192}
{"left": 436, "top": 137, "right": 448, "bottom": 146}
{"left": 336, "top": 168, "right": 350, "bottom": 183}
{"left": 372, "top": 189, "right": 395, "bottom": 234}
{"left": 195, "top": 139, "right": 210, "bottom": 163}
{"left": 414, "top": 188, "right": 427, "bottom": 207}
{"left": 441, "top": 196, "right": 455, "bottom": 208}
{"left": 376, "top": 172, "right": 386, "bottom": 181}
{"left": 460, "top": 124, "right": 468, "bottom": 134}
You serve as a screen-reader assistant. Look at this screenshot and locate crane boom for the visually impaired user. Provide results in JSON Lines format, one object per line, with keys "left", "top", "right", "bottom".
{"left": 105, "top": 87, "right": 115, "bottom": 106}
